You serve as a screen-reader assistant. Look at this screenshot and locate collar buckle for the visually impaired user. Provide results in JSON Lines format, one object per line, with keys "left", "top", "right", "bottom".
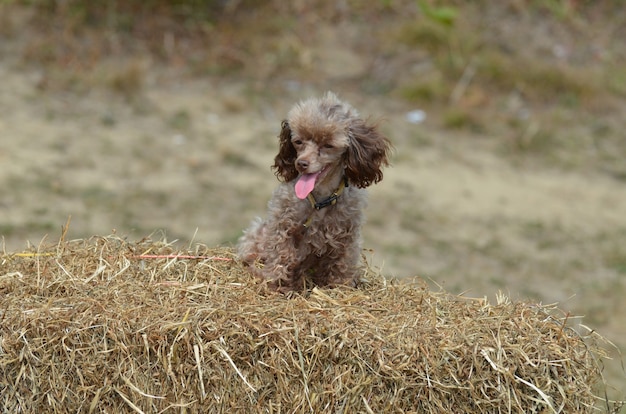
{"left": 302, "top": 177, "right": 348, "bottom": 227}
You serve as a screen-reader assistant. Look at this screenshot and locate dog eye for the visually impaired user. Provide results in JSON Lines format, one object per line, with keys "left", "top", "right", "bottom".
{"left": 323, "top": 144, "right": 334, "bottom": 149}
{"left": 293, "top": 139, "right": 303, "bottom": 146}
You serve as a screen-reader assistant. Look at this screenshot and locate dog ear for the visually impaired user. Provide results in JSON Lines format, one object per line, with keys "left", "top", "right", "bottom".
{"left": 272, "top": 120, "right": 299, "bottom": 182}
{"left": 344, "top": 119, "right": 391, "bottom": 188}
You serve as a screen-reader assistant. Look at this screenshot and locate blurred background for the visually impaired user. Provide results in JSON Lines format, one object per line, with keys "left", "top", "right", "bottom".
{"left": 0, "top": 0, "right": 624, "bottom": 400}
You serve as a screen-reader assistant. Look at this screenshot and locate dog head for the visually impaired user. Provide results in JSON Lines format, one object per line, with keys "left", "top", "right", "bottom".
{"left": 272, "top": 92, "right": 391, "bottom": 197}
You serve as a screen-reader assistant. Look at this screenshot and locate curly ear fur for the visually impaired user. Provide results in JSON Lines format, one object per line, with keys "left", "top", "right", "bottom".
{"left": 345, "top": 119, "right": 391, "bottom": 188}
{"left": 272, "top": 120, "right": 299, "bottom": 182}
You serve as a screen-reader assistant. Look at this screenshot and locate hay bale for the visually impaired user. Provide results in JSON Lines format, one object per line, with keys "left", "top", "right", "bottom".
{"left": 0, "top": 235, "right": 617, "bottom": 412}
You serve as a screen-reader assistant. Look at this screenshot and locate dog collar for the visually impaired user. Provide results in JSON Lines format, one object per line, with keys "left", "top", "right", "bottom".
{"left": 303, "top": 177, "right": 348, "bottom": 228}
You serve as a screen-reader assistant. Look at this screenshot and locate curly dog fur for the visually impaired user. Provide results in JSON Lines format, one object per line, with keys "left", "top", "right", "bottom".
{"left": 237, "top": 92, "right": 391, "bottom": 292}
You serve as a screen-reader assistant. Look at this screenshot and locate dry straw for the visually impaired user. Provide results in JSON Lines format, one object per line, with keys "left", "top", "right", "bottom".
{"left": 0, "top": 235, "right": 622, "bottom": 413}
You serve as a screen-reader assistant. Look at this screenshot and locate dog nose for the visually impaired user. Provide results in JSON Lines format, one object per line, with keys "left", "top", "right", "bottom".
{"left": 297, "top": 159, "right": 309, "bottom": 170}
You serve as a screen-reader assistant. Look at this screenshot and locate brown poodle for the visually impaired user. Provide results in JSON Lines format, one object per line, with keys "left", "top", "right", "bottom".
{"left": 237, "top": 92, "right": 391, "bottom": 292}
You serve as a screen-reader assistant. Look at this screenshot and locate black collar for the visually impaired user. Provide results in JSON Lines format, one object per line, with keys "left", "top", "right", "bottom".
{"left": 303, "top": 177, "right": 348, "bottom": 227}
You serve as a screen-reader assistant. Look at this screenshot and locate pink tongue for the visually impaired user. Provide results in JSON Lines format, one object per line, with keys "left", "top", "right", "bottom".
{"left": 295, "top": 172, "right": 321, "bottom": 199}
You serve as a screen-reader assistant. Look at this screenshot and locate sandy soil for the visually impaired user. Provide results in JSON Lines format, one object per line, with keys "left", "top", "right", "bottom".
{"left": 1, "top": 2, "right": 625, "bottom": 399}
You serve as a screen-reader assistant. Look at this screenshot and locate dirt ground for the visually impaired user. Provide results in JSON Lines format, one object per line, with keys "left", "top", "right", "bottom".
{"left": 1, "top": 1, "right": 625, "bottom": 401}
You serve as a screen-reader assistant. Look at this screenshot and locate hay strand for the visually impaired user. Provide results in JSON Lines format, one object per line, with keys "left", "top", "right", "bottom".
{"left": 0, "top": 235, "right": 622, "bottom": 412}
